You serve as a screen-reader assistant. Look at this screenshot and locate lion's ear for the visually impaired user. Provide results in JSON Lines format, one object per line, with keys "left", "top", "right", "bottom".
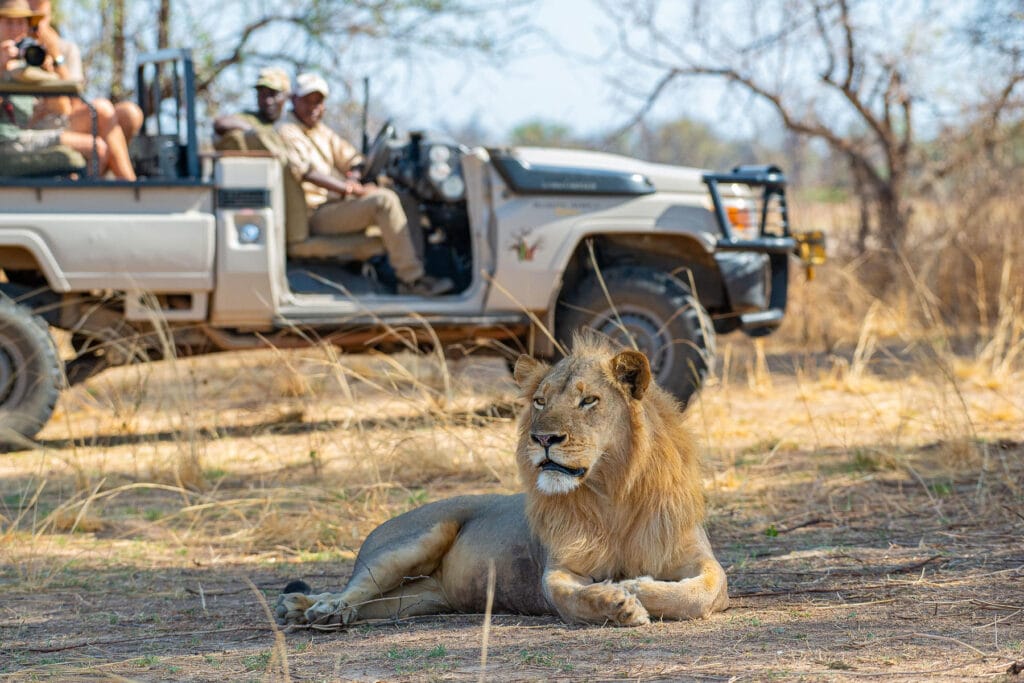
{"left": 513, "top": 354, "right": 547, "bottom": 389}
{"left": 611, "top": 350, "right": 651, "bottom": 400}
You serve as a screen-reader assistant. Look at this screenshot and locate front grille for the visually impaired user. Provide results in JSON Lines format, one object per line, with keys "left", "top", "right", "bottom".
{"left": 217, "top": 188, "right": 270, "bottom": 209}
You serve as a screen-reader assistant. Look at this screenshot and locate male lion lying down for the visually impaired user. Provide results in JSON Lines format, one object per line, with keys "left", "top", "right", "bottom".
{"left": 276, "top": 335, "right": 728, "bottom": 627}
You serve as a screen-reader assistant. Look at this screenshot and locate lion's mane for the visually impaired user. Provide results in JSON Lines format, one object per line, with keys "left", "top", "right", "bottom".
{"left": 514, "top": 333, "right": 705, "bottom": 580}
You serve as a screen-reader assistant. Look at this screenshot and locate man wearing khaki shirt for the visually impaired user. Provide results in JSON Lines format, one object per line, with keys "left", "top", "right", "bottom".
{"left": 277, "top": 73, "right": 452, "bottom": 296}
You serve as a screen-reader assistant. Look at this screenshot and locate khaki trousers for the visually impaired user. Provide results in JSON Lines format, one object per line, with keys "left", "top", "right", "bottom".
{"left": 309, "top": 188, "right": 423, "bottom": 284}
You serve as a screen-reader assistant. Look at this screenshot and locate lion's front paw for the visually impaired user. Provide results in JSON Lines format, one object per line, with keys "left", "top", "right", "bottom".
{"left": 584, "top": 583, "right": 650, "bottom": 627}
{"left": 304, "top": 594, "right": 358, "bottom": 628}
{"left": 609, "top": 590, "right": 650, "bottom": 626}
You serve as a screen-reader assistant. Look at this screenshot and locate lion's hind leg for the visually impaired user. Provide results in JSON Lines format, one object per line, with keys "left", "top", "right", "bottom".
{"left": 345, "top": 575, "right": 451, "bottom": 621}
{"left": 278, "top": 518, "right": 461, "bottom": 627}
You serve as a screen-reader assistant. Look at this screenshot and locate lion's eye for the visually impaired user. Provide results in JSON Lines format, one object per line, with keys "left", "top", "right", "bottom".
{"left": 580, "top": 396, "right": 599, "bottom": 407}
{"left": 533, "top": 397, "right": 545, "bottom": 409}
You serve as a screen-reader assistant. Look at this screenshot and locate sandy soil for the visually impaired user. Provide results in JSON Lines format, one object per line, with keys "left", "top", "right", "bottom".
{"left": 1, "top": 347, "right": 1022, "bottom": 681}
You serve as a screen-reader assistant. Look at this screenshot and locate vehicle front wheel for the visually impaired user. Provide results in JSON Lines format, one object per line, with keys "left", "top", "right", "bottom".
{"left": 0, "top": 298, "right": 62, "bottom": 449}
{"left": 556, "top": 267, "right": 716, "bottom": 407}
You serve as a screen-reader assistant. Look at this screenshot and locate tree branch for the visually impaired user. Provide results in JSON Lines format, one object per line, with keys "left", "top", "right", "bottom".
{"left": 195, "top": 14, "right": 307, "bottom": 94}
{"left": 603, "top": 68, "right": 681, "bottom": 143}
{"left": 838, "top": 0, "right": 857, "bottom": 93}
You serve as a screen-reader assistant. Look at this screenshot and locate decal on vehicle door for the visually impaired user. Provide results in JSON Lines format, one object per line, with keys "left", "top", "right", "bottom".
{"left": 510, "top": 228, "right": 543, "bottom": 262}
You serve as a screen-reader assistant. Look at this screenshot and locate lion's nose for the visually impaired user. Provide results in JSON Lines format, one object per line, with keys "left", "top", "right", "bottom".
{"left": 531, "top": 433, "right": 567, "bottom": 448}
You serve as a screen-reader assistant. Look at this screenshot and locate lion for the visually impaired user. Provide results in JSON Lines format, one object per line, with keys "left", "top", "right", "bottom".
{"left": 275, "top": 334, "right": 728, "bottom": 627}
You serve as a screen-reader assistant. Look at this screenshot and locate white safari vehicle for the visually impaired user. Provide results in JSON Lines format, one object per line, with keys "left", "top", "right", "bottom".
{"left": 0, "top": 50, "right": 824, "bottom": 446}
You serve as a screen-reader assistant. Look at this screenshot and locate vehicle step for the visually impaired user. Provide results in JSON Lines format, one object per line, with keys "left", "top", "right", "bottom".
{"left": 273, "top": 312, "right": 530, "bottom": 328}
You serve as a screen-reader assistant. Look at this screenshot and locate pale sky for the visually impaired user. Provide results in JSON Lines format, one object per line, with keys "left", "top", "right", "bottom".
{"left": 373, "top": 0, "right": 736, "bottom": 144}
{"left": 375, "top": 0, "right": 653, "bottom": 141}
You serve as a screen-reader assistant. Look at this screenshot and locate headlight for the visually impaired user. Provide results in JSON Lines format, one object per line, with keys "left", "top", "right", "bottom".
{"left": 428, "top": 145, "right": 451, "bottom": 163}
{"left": 726, "top": 201, "right": 758, "bottom": 240}
{"left": 428, "top": 161, "right": 452, "bottom": 183}
{"left": 237, "top": 222, "right": 262, "bottom": 244}
{"left": 440, "top": 175, "right": 465, "bottom": 201}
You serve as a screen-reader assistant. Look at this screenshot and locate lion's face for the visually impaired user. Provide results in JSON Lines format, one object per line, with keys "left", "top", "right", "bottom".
{"left": 513, "top": 347, "right": 651, "bottom": 495}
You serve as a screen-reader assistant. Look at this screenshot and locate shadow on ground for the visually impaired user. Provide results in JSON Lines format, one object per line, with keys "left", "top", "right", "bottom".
{"left": 1, "top": 441, "right": 1021, "bottom": 680}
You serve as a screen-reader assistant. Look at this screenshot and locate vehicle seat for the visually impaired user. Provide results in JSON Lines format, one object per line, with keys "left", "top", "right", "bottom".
{"left": 3, "top": 145, "right": 86, "bottom": 177}
{"left": 287, "top": 229, "right": 386, "bottom": 261}
{"left": 282, "top": 169, "right": 385, "bottom": 263}
{"left": 130, "top": 134, "right": 182, "bottom": 178}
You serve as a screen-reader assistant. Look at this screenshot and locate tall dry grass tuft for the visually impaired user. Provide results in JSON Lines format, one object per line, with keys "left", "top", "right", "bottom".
{"left": 966, "top": 258, "right": 1023, "bottom": 384}
{"left": 920, "top": 144, "right": 1024, "bottom": 332}
{"left": 136, "top": 294, "right": 207, "bottom": 493}
{"left": 739, "top": 192, "right": 1023, "bottom": 495}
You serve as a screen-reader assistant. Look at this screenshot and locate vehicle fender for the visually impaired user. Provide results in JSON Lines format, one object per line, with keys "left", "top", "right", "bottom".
{"left": 534, "top": 229, "right": 718, "bottom": 357}
{"left": 0, "top": 231, "right": 72, "bottom": 292}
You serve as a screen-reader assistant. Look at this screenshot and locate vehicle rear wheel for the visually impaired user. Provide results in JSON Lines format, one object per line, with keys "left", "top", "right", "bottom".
{"left": 555, "top": 266, "right": 716, "bottom": 407}
{"left": 0, "top": 298, "right": 62, "bottom": 449}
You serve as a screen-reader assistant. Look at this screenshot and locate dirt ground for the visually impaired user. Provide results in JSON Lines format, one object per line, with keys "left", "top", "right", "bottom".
{"left": 1, "top": 345, "right": 1022, "bottom": 682}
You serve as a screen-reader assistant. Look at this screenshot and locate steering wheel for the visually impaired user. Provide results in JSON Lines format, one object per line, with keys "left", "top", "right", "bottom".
{"left": 361, "top": 120, "right": 395, "bottom": 183}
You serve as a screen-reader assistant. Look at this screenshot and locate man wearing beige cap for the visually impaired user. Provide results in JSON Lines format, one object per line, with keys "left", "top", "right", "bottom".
{"left": 278, "top": 72, "right": 452, "bottom": 296}
{"left": 214, "top": 66, "right": 291, "bottom": 154}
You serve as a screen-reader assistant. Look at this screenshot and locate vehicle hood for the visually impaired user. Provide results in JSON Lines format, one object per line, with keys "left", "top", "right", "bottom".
{"left": 509, "top": 146, "right": 709, "bottom": 195}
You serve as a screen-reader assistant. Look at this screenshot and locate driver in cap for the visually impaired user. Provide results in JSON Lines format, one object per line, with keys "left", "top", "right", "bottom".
{"left": 277, "top": 73, "right": 453, "bottom": 296}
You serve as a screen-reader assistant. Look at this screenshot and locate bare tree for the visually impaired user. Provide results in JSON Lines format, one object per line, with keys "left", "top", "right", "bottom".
{"left": 62, "top": 0, "right": 536, "bottom": 110}
{"left": 601, "top": 0, "right": 1024, "bottom": 262}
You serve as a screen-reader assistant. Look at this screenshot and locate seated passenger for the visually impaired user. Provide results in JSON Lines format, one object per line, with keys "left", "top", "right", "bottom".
{"left": 1, "top": 0, "right": 108, "bottom": 172}
{"left": 213, "top": 67, "right": 290, "bottom": 156}
{"left": 0, "top": 92, "right": 107, "bottom": 172}
{"left": 28, "top": 0, "right": 143, "bottom": 150}
{"left": 0, "top": 0, "right": 133, "bottom": 179}
{"left": 277, "top": 73, "right": 453, "bottom": 297}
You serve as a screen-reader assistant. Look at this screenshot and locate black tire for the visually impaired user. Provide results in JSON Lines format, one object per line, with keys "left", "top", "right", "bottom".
{"left": 0, "top": 298, "right": 62, "bottom": 448}
{"left": 556, "top": 267, "right": 716, "bottom": 407}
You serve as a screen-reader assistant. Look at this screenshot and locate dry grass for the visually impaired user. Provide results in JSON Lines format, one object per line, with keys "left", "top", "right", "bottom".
{"left": 1, "top": 199, "right": 1023, "bottom": 680}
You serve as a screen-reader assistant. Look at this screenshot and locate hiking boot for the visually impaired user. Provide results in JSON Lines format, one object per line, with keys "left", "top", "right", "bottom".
{"left": 398, "top": 275, "right": 454, "bottom": 296}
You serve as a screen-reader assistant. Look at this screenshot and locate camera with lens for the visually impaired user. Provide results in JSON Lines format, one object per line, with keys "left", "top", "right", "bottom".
{"left": 15, "top": 37, "right": 47, "bottom": 68}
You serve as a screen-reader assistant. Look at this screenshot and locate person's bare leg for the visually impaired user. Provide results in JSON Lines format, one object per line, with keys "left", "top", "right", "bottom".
{"left": 59, "top": 131, "right": 108, "bottom": 174}
{"left": 69, "top": 98, "right": 135, "bottom": 180}
{"left": 114, "top": 101, "right": 143, "bottom": 144}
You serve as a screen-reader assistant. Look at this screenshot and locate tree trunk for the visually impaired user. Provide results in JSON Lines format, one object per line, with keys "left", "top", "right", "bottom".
{"left": 109, "top": 0, "right": 126, "bottom": 102}
{"left": 849, "top": 154, "right": 874, "bottom": 255}
{"left": 158, "top": 0, "right": 171, "bottom": 50}
{"left": 875, "top": 180, "right": 909, "bottom": 257}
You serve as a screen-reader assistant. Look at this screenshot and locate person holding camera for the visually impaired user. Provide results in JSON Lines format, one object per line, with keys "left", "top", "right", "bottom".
{"left": 0, "top": 0, "right": 108, "bottom": 170}
{"left": 277, "top": 73, "right": 453, "bottom": 297}
{"left": 0, "top": 0, "right": 134, "bottom": 179}
{"left": 18, "top": 0, "right": 74, "bottom": 80}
